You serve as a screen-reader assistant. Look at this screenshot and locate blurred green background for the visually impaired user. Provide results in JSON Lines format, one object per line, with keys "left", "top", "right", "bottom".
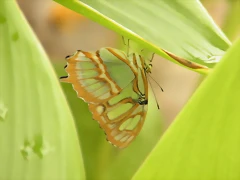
{"left": 2, "top": 0, "right": 239, "bottom": 179}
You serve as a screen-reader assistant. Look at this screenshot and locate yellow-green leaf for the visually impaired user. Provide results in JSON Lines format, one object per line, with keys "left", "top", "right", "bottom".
{"left": 133, "top": 38, "right": 240, "bottom": 180}
{"left": 0, "top": 1, "right": 85, "bottom": 179}
{"left": 54, "top": 0, "right": 231, "bottom": 73}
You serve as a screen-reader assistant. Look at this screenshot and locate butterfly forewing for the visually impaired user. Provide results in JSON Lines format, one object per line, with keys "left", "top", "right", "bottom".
{"left": 61, "top": 50, "right": 122, "bottom": 103}
{"left": 61, "top": 47, "right": 149, "bottom": 148}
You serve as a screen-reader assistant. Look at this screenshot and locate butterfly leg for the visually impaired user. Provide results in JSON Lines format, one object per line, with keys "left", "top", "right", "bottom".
{"left": 121, "top": 36, "right": 130, "bottom": 57}
{"left": 150, "top": 53, "right": 155, "bottom": 62}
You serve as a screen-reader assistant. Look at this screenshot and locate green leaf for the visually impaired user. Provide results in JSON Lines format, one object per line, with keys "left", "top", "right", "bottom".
{"left": 0, "top": 1, "right": 85, "bottom": 179}
{"left": 133, "top": 39, "right": 240, "bottom": 179}
{"left": 54, "top": 0, "right": 231, "bottom": 74}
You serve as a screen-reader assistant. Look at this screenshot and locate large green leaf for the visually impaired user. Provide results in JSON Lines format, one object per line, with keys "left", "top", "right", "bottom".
{"left": 0, "top": 1, "right": 85, "bottom": 179}
{"left": 133, "top": 39, "right": 240, "bottom": 179}
{"left": 54, "top": 0, "right": 231, "bottom": 74}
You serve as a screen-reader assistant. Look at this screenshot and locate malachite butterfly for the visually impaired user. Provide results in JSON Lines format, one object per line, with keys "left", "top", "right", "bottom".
{"left": 60, "top": 47, "right": 153, "bottom": 148}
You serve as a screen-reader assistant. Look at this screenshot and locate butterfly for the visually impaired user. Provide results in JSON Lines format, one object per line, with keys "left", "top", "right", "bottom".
{"left": 60, "top": 47, "right": 153, "bottom": 148}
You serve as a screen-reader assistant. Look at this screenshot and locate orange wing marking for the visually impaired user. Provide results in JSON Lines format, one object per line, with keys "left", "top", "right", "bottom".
{"left": 60, "top": 50, "right": 121, "bottom": 103}
{"left": 106, "top": 48, "right": 145, "bottom": 97}
{"left": 89, "top": 98, "right": 147, "bottom": 148}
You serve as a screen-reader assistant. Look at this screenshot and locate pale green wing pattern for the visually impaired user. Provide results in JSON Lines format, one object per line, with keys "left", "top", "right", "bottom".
{"left": 60, "top": 47, "right": 149, "bottom": 148}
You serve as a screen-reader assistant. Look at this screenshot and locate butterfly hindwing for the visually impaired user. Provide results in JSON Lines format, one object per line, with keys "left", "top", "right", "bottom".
{"left": 89, "top": 82, "right": 148, "bottom": 148}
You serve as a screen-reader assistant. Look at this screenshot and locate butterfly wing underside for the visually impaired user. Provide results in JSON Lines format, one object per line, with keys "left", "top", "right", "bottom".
{"left": 60, "top": 48, "right": 148, "bottom": 148}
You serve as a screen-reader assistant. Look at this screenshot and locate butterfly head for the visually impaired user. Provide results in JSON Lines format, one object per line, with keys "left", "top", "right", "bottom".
{"left": 144, "top": 63, "right": 152, "bottom": 73}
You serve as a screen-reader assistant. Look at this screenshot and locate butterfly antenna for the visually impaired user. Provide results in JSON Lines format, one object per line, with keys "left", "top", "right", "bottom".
{"left": 148, "top": 74, "right": 164, "bottom": 92}
{"left": 147, "top": 75, "right": 160, "bottom": 109}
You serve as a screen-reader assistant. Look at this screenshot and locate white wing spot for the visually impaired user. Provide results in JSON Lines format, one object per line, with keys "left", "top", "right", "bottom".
{"left": 120, "top": 135, "right": 130, "bottom": 142}
{"left": 114, "top": 132, "right": 127, "bottom": 141}
{"left": 111, "top": 129, "right": 118, "bottom": 136}
{"left": 101, "top": 116, "right": 106, "bottom": 123}
{"left": 77, "top": 52, "right": 85, "bottom": 60}
{"left": 96, "top": 105, "right": 104, "bottom": 114}
{"left": 126, "top": 136, "right": 134, "bottom": 143}
{"left": 108, "top": 124, "right": 117, "bottom": 130}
